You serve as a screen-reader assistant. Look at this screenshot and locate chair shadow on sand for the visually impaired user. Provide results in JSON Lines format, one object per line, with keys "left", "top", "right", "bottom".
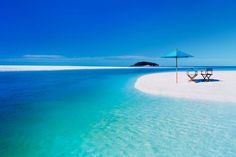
{"left": 193, "top": 79, "right": 221, "bottom": 83}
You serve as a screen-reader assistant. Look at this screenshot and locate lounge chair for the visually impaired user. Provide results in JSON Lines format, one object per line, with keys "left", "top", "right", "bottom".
{"left": 186, "top": 68, "right": 198, "bottom": 81}
{"left": 201, "top": 68, "right": 213, "bottom": 82}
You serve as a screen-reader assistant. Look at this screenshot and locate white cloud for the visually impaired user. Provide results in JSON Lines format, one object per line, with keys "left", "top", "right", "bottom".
{"left": 20, "top": 55, "right": 157, "bottom": 61}
{"left": 23, "top": 55, "right": 66, "bottom": 60}
{"left": 0, "top": 54, "right": 161, "bottom": 66}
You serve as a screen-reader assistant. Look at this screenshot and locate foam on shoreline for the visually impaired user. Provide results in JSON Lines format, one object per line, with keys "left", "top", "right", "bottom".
{"left": 135, "top": 71, "right": 236, "bottom": 103}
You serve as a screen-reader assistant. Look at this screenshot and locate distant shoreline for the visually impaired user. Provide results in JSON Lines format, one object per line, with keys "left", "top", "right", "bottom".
{"left": 0, "top": 65, "right": 236, "bottom": 72}
{"left": 0, "top": 65, "right": 165, "bottom": 72}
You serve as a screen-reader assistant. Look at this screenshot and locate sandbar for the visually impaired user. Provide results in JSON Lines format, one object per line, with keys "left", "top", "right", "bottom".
{"left": 135, "top": 71, "right": 236, "bottom": 103}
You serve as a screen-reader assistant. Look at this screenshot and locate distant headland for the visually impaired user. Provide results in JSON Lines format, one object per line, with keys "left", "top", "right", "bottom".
{"left": 131, "top": 61, "right": 159, "bottom": 67}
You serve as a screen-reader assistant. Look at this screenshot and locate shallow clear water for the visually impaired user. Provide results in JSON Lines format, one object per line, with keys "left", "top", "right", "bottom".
{"left": 0, "top": 68, "right": 236, "bottom": 157}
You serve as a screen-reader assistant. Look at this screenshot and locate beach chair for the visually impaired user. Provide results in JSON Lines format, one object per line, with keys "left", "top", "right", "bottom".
{"left": 201, "top": 68, "right": 213, "bottom": 82}
{"left": 186, "top": 68, "right": 198, "bottom": 81}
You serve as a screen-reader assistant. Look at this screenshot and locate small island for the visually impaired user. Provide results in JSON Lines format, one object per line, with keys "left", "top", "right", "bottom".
{"left": 132, "top": 61, "right": 159, "bottom": 67}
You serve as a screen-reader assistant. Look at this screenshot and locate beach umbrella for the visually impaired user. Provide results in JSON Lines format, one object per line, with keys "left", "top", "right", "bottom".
{"left": 162, "top": 49, "right": 193, "bottom": 83}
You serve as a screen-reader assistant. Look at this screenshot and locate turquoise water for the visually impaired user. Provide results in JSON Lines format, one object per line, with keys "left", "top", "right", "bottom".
{"left": 1, "top": 68, "right": 236, "bottom": 157}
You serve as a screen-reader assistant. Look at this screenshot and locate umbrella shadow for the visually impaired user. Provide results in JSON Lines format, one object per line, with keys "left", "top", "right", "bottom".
{"left": 193, "top": 79, "right": 221, "bottom": 83}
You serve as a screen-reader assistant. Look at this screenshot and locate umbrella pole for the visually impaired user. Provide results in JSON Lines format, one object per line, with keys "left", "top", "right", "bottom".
{"left": 176, "top": 57, "right": 178, "bottom": 83}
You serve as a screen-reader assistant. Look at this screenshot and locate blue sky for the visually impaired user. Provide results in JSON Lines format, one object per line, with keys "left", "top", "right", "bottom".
{"left": 0, "top": 0, "right": 236, "bottom": 66}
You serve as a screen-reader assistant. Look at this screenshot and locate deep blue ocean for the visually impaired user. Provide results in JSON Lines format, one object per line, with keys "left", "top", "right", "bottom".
{"left": 1, "top": 67, "right": 236, "bottom": 157}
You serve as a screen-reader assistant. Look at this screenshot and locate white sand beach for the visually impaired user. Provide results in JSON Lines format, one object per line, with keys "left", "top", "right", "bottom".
{"left": 135, "top": 71, "right": 236, "bottom": 103}
{"left": 0, "top": 65, "right": 161, "bottom": 72}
